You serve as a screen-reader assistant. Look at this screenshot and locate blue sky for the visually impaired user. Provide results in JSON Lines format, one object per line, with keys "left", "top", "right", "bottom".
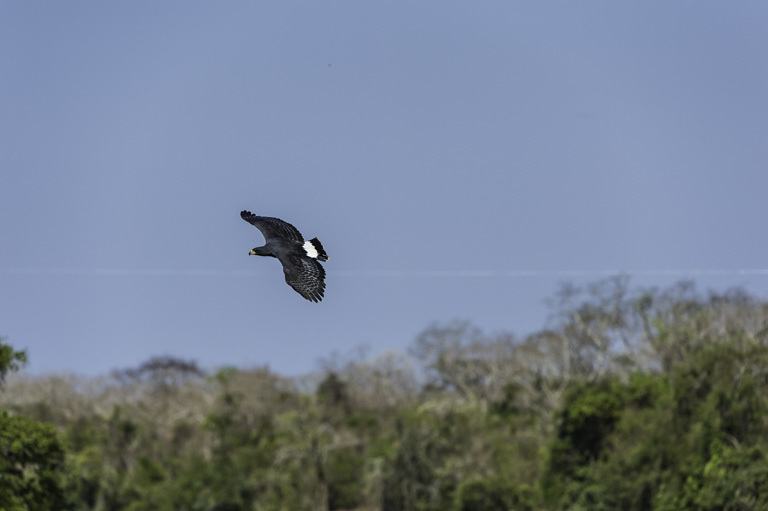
{"left": 2, "top": 2, "right": 767, "bottom": 376}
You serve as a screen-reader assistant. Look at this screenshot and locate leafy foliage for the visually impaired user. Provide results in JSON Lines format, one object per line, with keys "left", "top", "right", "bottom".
{"left": 3, "top": 279, "right": 768, "bottom": 509}
{"left": 0, "top": 336, "right": 27, "bottom": 388}
{"left": 0, "top": 411, "right": 71, "bottom": 510}
{"left": 0, "top": 337, "right": 69, "bottom": 510}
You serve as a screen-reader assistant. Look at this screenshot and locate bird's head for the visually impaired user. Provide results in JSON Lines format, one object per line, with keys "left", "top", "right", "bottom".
{"left": 248, "top": 246, "right": 271, "bottom": 257}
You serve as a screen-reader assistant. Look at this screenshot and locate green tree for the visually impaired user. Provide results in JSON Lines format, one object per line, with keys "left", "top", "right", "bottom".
{"left": 0, "top": 336, "right": 71, "bottom": 510}
{"left": 0, "top": 336, "right": 27, "bottom": 388}
{"left": 454, "top": 476, "right": 534, "bottom": 511}
{"left": 0, "top": 411, "right": 70, "bottom": 510}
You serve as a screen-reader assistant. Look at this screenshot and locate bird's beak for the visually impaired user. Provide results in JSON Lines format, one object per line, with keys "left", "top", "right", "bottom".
{"left": 249, "top": 249, "right": 256, "bottom": 255}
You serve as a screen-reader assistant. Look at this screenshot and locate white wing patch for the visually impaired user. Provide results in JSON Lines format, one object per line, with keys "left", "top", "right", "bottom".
{"left": 303, "top": 240, "right": 319, "bottom": 258}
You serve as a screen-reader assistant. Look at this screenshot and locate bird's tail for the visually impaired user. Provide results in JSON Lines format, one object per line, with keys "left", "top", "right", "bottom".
{"left": 307, "top": 238, "right": 328, "bottom": 262}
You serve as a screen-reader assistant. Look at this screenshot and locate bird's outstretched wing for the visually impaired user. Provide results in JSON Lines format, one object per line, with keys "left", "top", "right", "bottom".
{"left": 241, "top": 210, "right": 304, "bottom": 243}
{"left": 281, "top": 256, "right": 326, "bottom": 302}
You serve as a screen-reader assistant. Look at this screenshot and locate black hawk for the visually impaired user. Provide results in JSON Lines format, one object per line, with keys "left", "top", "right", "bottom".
{"left": 240, "top": 210, "right": 329, "bottom": 302}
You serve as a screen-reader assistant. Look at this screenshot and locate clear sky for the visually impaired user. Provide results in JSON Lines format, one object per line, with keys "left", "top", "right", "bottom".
{"left": 2, "top": 2, "right": 767, "bottom": 376}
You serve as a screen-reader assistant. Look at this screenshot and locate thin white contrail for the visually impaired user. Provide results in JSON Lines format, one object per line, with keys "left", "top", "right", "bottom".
{"left": 3, "top": 268, "right": 768, "bottom": 277}
{"left": 333, "top": 269, "right": 768, "bottom": 277}
{"left": 0, "top": 268, "right": 264, "bottom": 276}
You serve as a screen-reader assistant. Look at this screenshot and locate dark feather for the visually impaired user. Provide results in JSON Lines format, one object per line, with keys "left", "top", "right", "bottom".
{"left": 240, "top": 210, "right": 304, "bottom": 243}
{"left": 282, "top": 256, "right": 326, "bottom": 302}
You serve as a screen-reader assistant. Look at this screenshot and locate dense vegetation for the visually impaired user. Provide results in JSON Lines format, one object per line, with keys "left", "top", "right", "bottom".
{"left": 3, "top": 277, "right": 768, "bottom": 510}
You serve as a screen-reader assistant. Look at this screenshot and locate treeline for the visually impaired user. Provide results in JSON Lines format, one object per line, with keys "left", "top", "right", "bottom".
{"left": 2, "top": 277, "right": 768, "bottom": 510}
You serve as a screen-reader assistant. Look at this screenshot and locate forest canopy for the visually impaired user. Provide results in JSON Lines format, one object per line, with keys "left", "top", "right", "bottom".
{"left": 2, "top": 277, "right": 768, "bottom": 510}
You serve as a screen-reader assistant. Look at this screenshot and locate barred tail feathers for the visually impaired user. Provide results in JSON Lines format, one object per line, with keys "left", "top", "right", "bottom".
{"left": 303, "top": 238, "right": 328, "bottom": 261}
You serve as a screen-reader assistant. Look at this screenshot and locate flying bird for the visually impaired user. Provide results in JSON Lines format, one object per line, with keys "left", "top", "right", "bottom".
{"left": 240, "top": 210, "right": 329, "bottom": 302}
